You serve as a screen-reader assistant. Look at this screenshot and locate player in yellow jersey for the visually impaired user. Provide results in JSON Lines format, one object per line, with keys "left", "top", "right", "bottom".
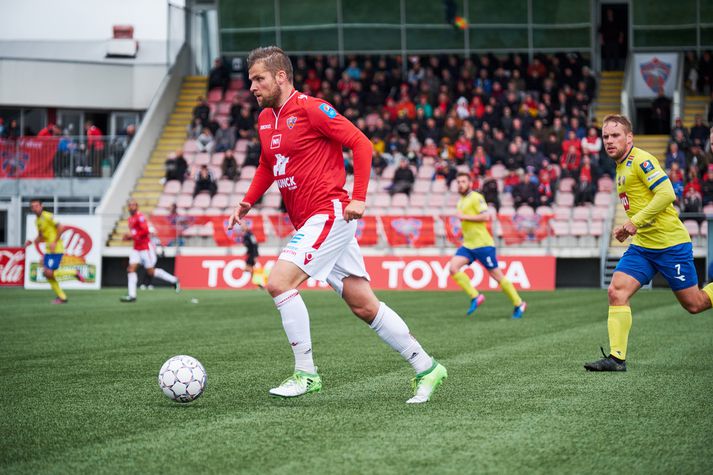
{"left": 585, "top": 115, "right": 713, "bottom": 371}
{"left": 448, "top": 172, "right": 527, "bottom": 318}
{"left": 24, "top": 199, "right": 84, "bottom": 304}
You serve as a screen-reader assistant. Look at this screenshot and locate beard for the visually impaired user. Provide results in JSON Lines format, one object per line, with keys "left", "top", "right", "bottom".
{"left": 256, "top": 83, "right": 281, "bottom": 108}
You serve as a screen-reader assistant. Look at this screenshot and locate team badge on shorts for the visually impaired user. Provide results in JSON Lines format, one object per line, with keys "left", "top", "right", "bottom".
{"left": 286, "top": 116, "right": 297, "bottom": 129}
{"left": 304, "top": 251, "right": 315, "bottom": 265}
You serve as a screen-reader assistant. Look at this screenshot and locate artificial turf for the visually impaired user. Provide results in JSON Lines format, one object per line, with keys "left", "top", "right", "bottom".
{"left": 2, "top": 288, "right": 713, "bottom": 474}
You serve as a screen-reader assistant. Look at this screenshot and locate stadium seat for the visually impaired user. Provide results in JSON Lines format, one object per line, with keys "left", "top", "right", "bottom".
{"left": 211, "top": 194, "right": 229, "bottom": 209}
{"left": 242, "top": 166, "right": 256, "bottom": 179}
{"left": 589, "top": 220, "right": 604, "bottom": 237}
{"left": 164, "top": 180, "right": 181, "bottom": 194}
{"left": 389, "top": 207, "right": 406, "bottom": 215}
{"left": 431, "top": 180, "right": 448, "bottom": 193}
{"left": 216, "top": 180, "right": 233, "bottom": 194}
{"left": 229, "top": 78, "right": 244, "bottom": 90}
{"left": 391, "top": 193, "right": 409, "bottom": 207}
{"left": 235, "top": 180, "right": 251, "bottom": 194}
{"left": 176, "top": 194, "right": 194, "bottom": 209}
{"left": 235, "top": 140, "right": 249, "bottom": 153}
{"left": 553, "top": 206, "right": 571, "bottom": 220}
{"left": 265, "top": 183, "right": 280, "bottom": 195}
{"left": 381, "top": 166, "right": 396, "bottom": 180}
{"left": 536, "top": 206, "right": 554, "bottom": 216}
{"left": 193, "top": 193, "right": 211, "bottom": 209}
{"left": 372, "top": 193, "right": 391, "bottom": 208}
{"left": 417, "top": 165, "right": 435, "bottom": 180}
{"left": 591, "top": 206, "right": 608, "bottom": 221}
{"left": 499, "top": 206, "right": 515, "bottom": 217}
{"left": 597, "top": 176, "right": 614, "bottom": 192}
{"left": 413, "top": 180, "right": 430, "bottom": 194}
{"left": 216, "top": 103, "right": 231, "bottom": 115}
{"left": 180, "top": 181, "right": 195, "bottom": 195}
{"left": 445, "top": 193, "right": 459, "bottom": 207}
{"left": 572, "top": 206, "right": 590, "bottom": 221}
{"left": 683, "top": 220, "right": 700, "bottom": 237}
{"left": 183, "top": 140, "right": 198, "bottom": 154}
{"left": 211, "top": 153, "right": 225, "bottom": 166}
{"left": 423, "top": 207, "right": 441, "bottom": 215}
{"left": 224, "top": 90, "right": 239, "bottom": 102}
{"left": 157, "top": 194, "right": 176, "bottom": 209}
{"left": 410, "top": 193, "right": 427, "bottom": 208}
{"left": 558, "top": 177, "right": 575, "bottom": 193}
{"left": 263, "top": 194, "right": 282, "bottom": 208}
{"left": 516, "top": 205, "right": 535, "bottom": 216}
{"left": 207, "top": 88, "right": 222, "bottom": 102}
{"left": 186, "top": 207, "right": 205, "bottom": 216}
{"left": 555, "top": 192, "right": 574, "bottom": 207}
{"left": 500, "top": 193, "right": 514, "bottom": 207}
{"left": 594, "top": 192, "right": 612, "bottom": 206}
{"left": 703, "top": 204, "right": 713, "bottom": 215}
{"left": 152, "top": 207, "right": 170, "bottom": 216}
{"left": 490, "top": 164, "right": 507, "bottom": 180}
{"left": 550, "top": 220, "right": 571, "bottom": 246}
{"left": 205, "top": 207, "right": 222, "bottom": 215}
{"left": 571, "top": 221, "right": 588, "bottom": 237}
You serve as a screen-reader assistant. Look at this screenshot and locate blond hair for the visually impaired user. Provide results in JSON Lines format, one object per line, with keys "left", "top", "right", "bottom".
{"left": 602, "top": 114, "right": 633, "bottom": 134}
{"left": 247, "top": 46, "right": 293, "bottom": 83}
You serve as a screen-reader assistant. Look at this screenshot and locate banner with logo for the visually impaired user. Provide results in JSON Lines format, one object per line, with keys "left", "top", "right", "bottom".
{"left": 176, "top": 255, "right": 555, "bottom": 290}
{"left": 24, "top": 215, "right": 102, "bottom": 289}
{"left": 633, "top": 53, "right": 679, "bottom": 98}
{"left": 0, "top": 138, "right": 57, "bottom": 178}
{"left": 150, "top": 215, "right": 266, "bottom": 247}
{"left": 267, "top": 213, "right": 294, "bottom": 238}
{"left": 381, "top": 215, "right": 435, "bottom": 247}
{"left": 0, "top": 247, "right": 25, "bottom": 286}
{"left": 498, "top": 215, "right": 552, "bottom": 245}
{"left": 356, "top": 216, "right": 379, "bottom": 246}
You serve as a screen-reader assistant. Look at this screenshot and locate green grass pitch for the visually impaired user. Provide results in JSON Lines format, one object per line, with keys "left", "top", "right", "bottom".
{"left": 2, "top": 288, "right": 713, "bottom": 474}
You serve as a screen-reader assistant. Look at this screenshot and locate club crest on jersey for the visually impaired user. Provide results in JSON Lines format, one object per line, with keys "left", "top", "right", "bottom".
{"left": 270, "top": 134, "right": 282, "bottom": 149}
{"left": 640, "top": 160, "right": 655, "bottom": 173}
{"left": 286, "top": 116, "right": 297, "bottom": 129}
{"left": 625, "top": 159, "right": 632, "bottom": 167}
{"left": 319, "top": 103, "right": 337, "bottom": 119}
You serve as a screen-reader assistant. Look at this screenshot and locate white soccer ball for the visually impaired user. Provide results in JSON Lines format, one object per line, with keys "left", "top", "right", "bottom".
{"left": 158, "top": 355, "right": 207, "bottom": 403}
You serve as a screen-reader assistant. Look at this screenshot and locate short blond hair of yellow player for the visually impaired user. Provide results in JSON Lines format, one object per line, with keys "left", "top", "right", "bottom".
{"left": 24, "top": 199, "right": 84, "bottom": 304}
{"left": 447, "top": 172, "right": 526, "bottom": 318}
{"left": 584, "top": 115, "right": 713, "bottom": 371}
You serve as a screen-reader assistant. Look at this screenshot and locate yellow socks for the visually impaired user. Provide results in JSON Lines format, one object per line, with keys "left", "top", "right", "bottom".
{"left": 500, "top": 277, "right": 522, "bottom": 306}
{"left": 608, "top": 306, "right": 632, "bottom": 360}
{"left": 452, "top": 271, "right": 479, "bottom": 299}
{"left": 702, "top": 283, "right": 713, "bottom": 308}
{"left": 48, "top": 277, "right": 67, "bottom": 301}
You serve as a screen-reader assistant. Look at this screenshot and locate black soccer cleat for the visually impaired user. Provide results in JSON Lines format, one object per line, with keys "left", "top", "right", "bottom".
{"left": 120, "top": 296, "right": 137, "bottom": 303}
{"left": 584, "top": 347, "right": 626, "bottom": 372}
{"left": 174, "top": 280, "right": 181, "bottom": 293}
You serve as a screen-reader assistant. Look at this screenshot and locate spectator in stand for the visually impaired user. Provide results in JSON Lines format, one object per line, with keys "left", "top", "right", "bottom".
{"left": 453, "top": 132, "right": 472, "bottom": 166}
{"left": 651, "top": 89, "right": 672, "bottom": 134}
{"left": 539, "top": 159, "right": 559, "bottom": 186}
{"left": 192, "top": 97, "right": 211, "bottom": 124}
{"left": 195, "top": 127, "right": 214, "bottom": 153}
{"left": 208, "top": 57, "right": 231, "bottom": 98}
{"left": 701, "top": 51, "right": 713, "bottom": 95}
{"left": 372, "top": 149, "right": 387, "bottom": 177}
{"left": 193, "top": 164, "right": 217, "bottom": 198}
{"left": 560, "top": 144, "right": 582, "bottom": 178}
{"left": 683, "top": 177, "right": 703, "bottom": 216}
{"left": 214, "top": 122, "right": 236, "bottom": 152}
{"left": 5, "top": 119, "right": 20, "bottom": 139}
{"left": 85, "top": 121, "right": 104, "bottom": 173}
{"left": 671, "top": 117, "right": 690, "bottom": 141}
{"left": 421, "top": 137, "right": 438, "bottom": 159}
{"left": 548, "top": 116, "right": 566, "bottom": 143}
{"left": 37, "top": 123, "right": 60, "bottom": 137}
{"left": 538, "top": 171, "right": 554, "bottom": 206}
{"left": 671, "top": 129, "right": 691, "bottom": 157}
{"left": 504, "top": 142, "right": 524, "bottom": 171}
{"left": 524, "top": 143, "right": 545, "bottom": 171}
{"left": 164, "top": 149, "right": 188, "bottom": 183}
{"left": 221, "top": 149, "right": 240, "bottom": 181}
{"left": 481, "top": 171, "right": 500, "bottom": 210}
{"left": 561, "top": 130, "right": 582, "bottom": 155}
{"left": 187, "top": 117, "right": 204, "bottom": 139}
{"left": 387, "top": 159, "right": 415, "bottom": 196}
{"left": 581, "top": 126, "right": 602, "bottom": 162}
{"left": 690, "top": 115, "right": 708, "bottom": 148}
{"left": 0, "top": 118, "right": 5, "bottom": 137}
{"left": 433, "top": 156, "right": 456, "bottom": 185}
{"left": 669, "top": 161, "right": 685, "bottom": 206}
{"left": 472, "top": 145, "right": 490, "bottom": 172}
{"left": 543, "top": 131, "right": 562, "bottom": 163}
{"left": 244, "top": 134, "right": 261, "bottom": 167}
{"left": 490, "top": 129, "right": 509, "bottom": 164}
{"left": 702, "top": 164, "right": 713, "bottom": 205}
{"left": 513, "top": 170, "right": 539, "bottom": 208}
{"left": 575, "top": 156, "right": 596, "bottom": 205}
{"left": 665, "top": 142, "right": 687, "bottom": 171}
{"left": 503, "top": 169, "right": 520, "bottom": 193}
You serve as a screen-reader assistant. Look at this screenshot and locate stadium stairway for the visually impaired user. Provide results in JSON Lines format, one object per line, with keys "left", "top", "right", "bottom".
{"left": 592, "top": 70, "right": 623, "bottom": 121}
{"left": 108, "top": 76, "right": 208, "bottom": 247}
{"left": 682, "top": 95, "right": 708, "bottom": 127}
{"left": 635, "top": 135, "right": 669, "bottom": 162}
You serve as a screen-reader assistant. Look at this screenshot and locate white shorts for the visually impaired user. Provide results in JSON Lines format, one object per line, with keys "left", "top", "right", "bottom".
{"left": 129, "top": 247, "right": 157, "bottom": 269}
{"left": 278, "top": 200, "right": 370, "bottom": 295}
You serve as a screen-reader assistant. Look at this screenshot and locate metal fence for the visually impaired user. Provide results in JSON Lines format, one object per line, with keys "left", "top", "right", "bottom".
{"left": 0, "top": 136, "right": 131, "bottom": 179}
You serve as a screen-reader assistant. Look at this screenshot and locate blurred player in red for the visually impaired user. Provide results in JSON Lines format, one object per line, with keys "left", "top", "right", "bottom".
{"left": 121, "top": 199, "right": 179, "bottom": 302}
{"left": 228, "top": 46, "right": 446, "bottom": 403}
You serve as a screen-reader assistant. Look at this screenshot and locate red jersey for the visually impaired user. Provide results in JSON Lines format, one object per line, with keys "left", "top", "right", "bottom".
{"left": 128, "top": 211, "right": 151, "bottom": 250}
{"left": 243, "top": 91, "right": 372, "bottom": 229}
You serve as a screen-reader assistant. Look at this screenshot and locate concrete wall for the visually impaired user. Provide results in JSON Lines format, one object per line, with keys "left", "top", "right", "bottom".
{"left": 0, "top": 178, "right": 111, "bottom": 198}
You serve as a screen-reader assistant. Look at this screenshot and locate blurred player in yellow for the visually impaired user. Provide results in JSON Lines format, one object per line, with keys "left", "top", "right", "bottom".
{"left": 585, "top": 115, "right": 713, "bottom": 371}
{"left": 448, "top": 172, "right": 526, "bottom": 318}
{"left": 24, "top": 199, "right": 84, "bottom": 304}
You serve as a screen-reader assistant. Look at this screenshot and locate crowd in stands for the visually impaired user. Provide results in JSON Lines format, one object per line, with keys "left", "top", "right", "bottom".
{"left": 179, "top": 53, "right": 615, "bottom": 209}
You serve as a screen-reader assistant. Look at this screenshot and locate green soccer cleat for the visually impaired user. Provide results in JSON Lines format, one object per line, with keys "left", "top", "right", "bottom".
{"left": 407, "top": 359, "right": 447, "bottom": 404}
{"left": 269, "top": 370, "right": 322, "bottom": 398}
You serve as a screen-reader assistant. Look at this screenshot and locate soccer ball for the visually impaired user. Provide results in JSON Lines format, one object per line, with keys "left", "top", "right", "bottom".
{"left": 158, "top": 355, "right": 207, "bottom": 403}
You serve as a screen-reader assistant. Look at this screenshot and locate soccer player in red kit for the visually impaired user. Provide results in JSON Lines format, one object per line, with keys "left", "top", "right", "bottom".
{"left": 228, "top": 46, "right": 447, "bottom": 403}
{"left": 121, "top": 199, "right": 180, "bottom": 302}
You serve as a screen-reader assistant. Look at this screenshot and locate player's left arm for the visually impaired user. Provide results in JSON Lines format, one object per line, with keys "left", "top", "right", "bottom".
{"left": 624, "top": 157, "right": 676, "bottom": 235}
{"left": 307, "top": 101, "right": 372, "bottom": 221}
{"left": 46, "top": 223, "right": 64, "bottom": 253}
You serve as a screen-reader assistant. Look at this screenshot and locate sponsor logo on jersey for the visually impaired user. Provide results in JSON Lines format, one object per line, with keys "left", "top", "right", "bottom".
{"left": 619, "top": 192, "right": 630, "bottom": 210}
{"left": 298, "top": 94, "right": 308, "bottom": 100}
{"left": 276, "top": 176, "right": 297, "bottom": 190}
{"left": 640, "top": 160, "right": 655, "bottom": 173}
{"left": 286, "top": 116, "right": 297, "bottom": 129}
{"left": 319, "top": 103, "right": 337, "bottom": 119}
{"left": 273, "top": 153, "right": 289, "bottom": 176}
{"left": 646, "top": 171, "right": 662, "bottom": 182}
{"left": 270, "top": 134, "right": 282, "bottom": 149}
{"left": 260, "top": 124, "right": 272, "bottom": 130}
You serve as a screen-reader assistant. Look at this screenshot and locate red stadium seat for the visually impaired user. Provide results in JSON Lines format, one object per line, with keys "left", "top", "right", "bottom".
{"left": 516, "top": 205, "right": 535, "bottom": 216}
{"left": 207, "top": 88, "right": 222, "bottom": 103}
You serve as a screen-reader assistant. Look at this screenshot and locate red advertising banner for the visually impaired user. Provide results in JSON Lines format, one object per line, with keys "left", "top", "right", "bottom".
{"left": 176, "top": 255, "right": 555, "bottom": 290}
{"left": 355, "top": 216, "right": 379, "bottom": 246}
{"left": 381, "top": 215, "right": 435, "bottom": 247}
{"left": 498, "top": 215, "right": 552, "bottom": 245}
{"left": 0, "top": 138, "right": 57, "bottom": 178}
{"left": 150, "top": 215, "right": 266, "bottom": 246}
{"left": 0, "top": 247, "right": 25, "bottom": 286}
{"left": 267, "top": 214, "right": 294, "bottom": 238}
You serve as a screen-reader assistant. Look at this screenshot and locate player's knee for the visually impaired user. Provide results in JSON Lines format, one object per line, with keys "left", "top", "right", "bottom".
{"left": 448, "top": 262, "right": 460, "bottom": 275}
{"left": 683, "top": 299, "right": 706, "bottom": 314}
{"left": 265, "top": 279, "right": 288, "bottom": 297}
{"left": 350, "top": 301, "right": 378, "bottom": 322}
{"left": 43, "top": 269, "right": 53, "bottom": 279}
{"left": 607, "top": 284, "right": 625, "bottom": 304}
